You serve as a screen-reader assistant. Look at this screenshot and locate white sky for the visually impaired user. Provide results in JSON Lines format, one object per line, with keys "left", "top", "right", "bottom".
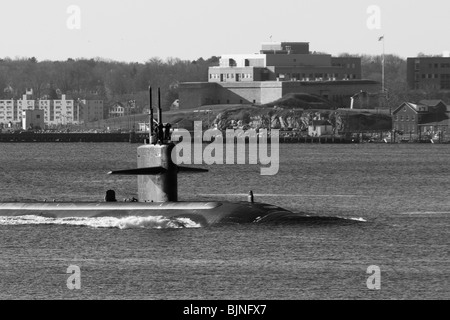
{"left": 1, "top": 0, "right": 449, "bottom": 62}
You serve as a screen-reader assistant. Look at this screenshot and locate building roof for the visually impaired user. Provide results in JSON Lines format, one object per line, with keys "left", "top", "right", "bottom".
{"left": 419, "top": 100, "right": 447, "bottom": 107}
{"left": 392, "top": 102, "right": 420, "bottom": 114}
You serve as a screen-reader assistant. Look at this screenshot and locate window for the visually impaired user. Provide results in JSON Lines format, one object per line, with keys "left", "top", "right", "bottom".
{"left": 406, "top": 116, "right": 409, "bottom": 121}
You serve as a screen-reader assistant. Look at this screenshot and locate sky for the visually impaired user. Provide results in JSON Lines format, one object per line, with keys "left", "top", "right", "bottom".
{"left": 1, "top": 0, "right": 450, "bottom": 62}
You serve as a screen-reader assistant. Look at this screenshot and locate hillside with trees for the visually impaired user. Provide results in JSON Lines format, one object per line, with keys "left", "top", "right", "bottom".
{"left": 0, "top": 56, "right": 219, "bottom": 111}
{"left": 1, "top": 53, "right": 449, "bottom": 115}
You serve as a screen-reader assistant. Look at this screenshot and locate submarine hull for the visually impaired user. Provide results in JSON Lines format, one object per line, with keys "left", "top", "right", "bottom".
{"left": 0, "top": 201, "right": 296, "bottom": 226}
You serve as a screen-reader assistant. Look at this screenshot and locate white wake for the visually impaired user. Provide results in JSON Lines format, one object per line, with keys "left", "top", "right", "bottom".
{"left": 0, "top": 215, "right": 202, "bottom": 229}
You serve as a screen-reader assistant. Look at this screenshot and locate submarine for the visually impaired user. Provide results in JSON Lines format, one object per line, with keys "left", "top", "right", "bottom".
{"left": 0, "top": 87, "right": 302, "bottom": 226}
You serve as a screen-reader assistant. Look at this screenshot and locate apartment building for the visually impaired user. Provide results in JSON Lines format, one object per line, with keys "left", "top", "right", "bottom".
{"left": 0, "top": 94, "right": 103, "bottom": 127}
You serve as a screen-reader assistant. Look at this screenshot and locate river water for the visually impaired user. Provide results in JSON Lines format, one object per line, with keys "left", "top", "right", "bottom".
{"left": 0, "top": 142, "right": 448, "bottom": 300}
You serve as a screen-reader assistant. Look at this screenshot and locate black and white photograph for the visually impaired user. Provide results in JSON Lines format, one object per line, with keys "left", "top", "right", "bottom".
{"left": 0, "top": 0, "right": 448, "bottom": 308}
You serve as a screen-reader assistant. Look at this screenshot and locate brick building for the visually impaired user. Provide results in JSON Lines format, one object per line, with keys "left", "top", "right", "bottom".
{"left": 392, "top": 100, "right": 449, "bottom": 135}
{"left": 407, "top": 57, "right": 450, "bottom": 90}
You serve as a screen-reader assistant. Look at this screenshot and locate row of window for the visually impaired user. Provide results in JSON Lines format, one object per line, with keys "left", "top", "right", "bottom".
{"left": 210, "top": 72, "right": 358, "bottom": 81}
{"left": 418, "top": 74, "right": 450, "bottom": 79}
{"left": 414, "top": 61, "right": 450, "bottom": 70}
{"left": 332, "top": 63, "right": 357, "bottom": 69}
{"left": 414, "top": 83, "right": 450, "bottom": 90}
{"left": 428, "top": 63, "right": 450, "bottom": 68}
{"left": 210, "top": 73, "right": 254, "bottom": 80}
{"left": 394, "top": 125, "right": 416, "bottom": 133}
{"left": 394, "top": 115, "right": 416, "bottom": 121}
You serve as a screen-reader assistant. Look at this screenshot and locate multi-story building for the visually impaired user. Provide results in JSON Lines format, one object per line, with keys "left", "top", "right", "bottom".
{"left": 0, "top": 99, "right": 14, "bottom": 124}
{"left": 37, "top": 100, "right": 52, "bottom": 124}
{"left": 79, "top": 99, "right": 104, "bottom": 123}
{"left": 0, "top": 94, "right": 103, "bottom": 128}
{"left": 17, "top": 94, "right": 35, "bottom": 122}
{"left": 38, "top": 95, "right": 75, "bottom": 126}
{"left": 407, "top": 57, "right": 450, "bottom": 90}
{"left": 179, "top": 42, "right": 379, "bottom": 109}
{"left": 392, "top": 100, "right": 449, "bottom": 134}
{"left": 54, "top": 95, "right": 75, "bottom": 125}
{"left": 109, "top": 102, "right": 125, "bottom": 118}
{"left": 209, "top": 42, "right": 361, "bottom": 83}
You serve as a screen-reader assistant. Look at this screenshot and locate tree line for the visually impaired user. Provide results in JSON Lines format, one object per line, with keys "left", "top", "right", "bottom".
{"left": 0, "top": 56, "right": 219, "bottom": 111}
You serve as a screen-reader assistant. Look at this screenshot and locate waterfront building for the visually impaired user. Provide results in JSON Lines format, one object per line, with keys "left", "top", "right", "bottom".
{"left": 37, "top": 100, "right": 52, "bottom": 124}
{"left": 0, "top": 95, "right": 103, "bottom": 128}
{"left": 37, "top": 95, "right": 75, "bottom": 126}
{"left": 17, "top": 94, "right": 35, "bottom": 122}
{"left": 179, "top": 41, "right": 380, "bottom": 109}
{"left": 53, "top": 94, "right": 75, "bottom": 125}
{"left": 0, "top": 99, "right": 14, "bottom": 124}
{"left": 22, "top": 109, "right": 44, "bottom": 130}
{"left": 79, "top": 99, "right": 104, "bottom": 123}
{"left": 392, "top": 100, "right": 449, "bottom": 135}
{"left": 407, "top": 56, "right": 450, "bottom": 90}
{"left": 308, "top": 120, "right": 333, "bottom": 137}
{"left": 109, "top": 102, "right": 126, "bottom": 118}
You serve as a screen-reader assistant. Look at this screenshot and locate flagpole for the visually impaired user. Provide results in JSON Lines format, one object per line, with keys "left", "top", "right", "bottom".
{"left": 382, "top": 36, "right": 385, "bottom": 95}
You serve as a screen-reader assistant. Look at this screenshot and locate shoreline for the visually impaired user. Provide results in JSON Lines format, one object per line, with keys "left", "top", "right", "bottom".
{"left": 0, "top": 132, "right": 444, "bottom": 144}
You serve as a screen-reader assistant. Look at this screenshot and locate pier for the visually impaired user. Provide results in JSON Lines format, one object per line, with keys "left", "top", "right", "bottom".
{"left": 0, "top": 132, "right": 361, "bottom": 144}
{"left": 0, "top": 132, "right": 148, "bottom": 143}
